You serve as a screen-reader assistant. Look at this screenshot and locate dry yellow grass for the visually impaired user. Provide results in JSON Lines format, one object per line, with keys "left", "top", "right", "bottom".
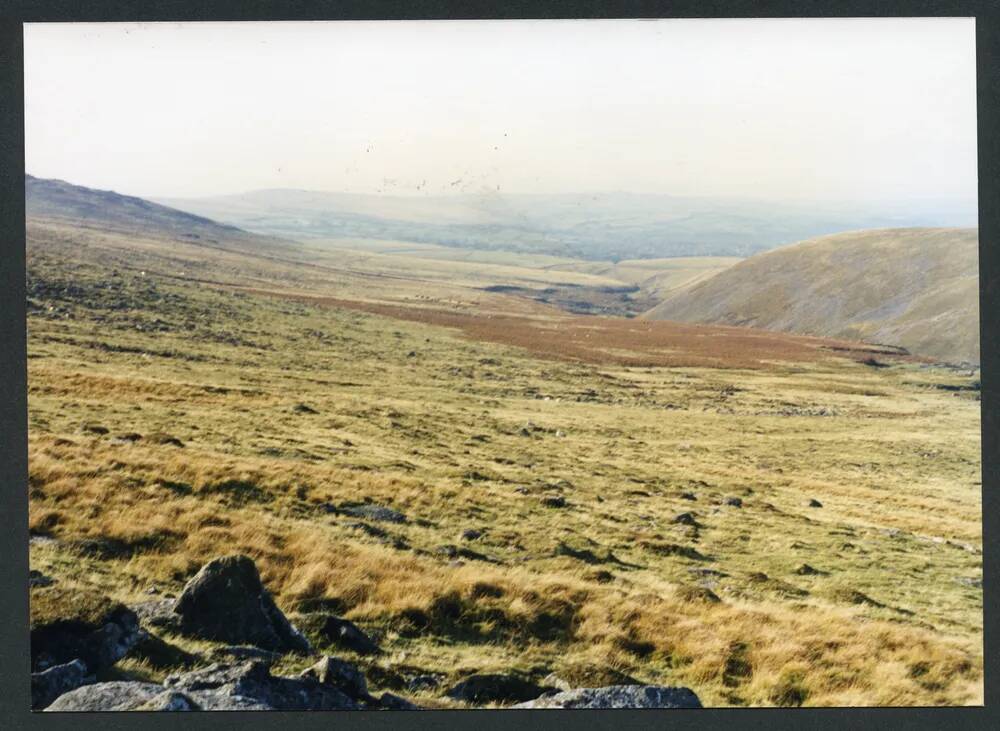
{"left": 26, "top": 235, "right": 982, "bottom": 708}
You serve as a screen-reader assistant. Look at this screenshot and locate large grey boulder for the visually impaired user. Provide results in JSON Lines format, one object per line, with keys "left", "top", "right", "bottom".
{"left": 31, "top": 659, "right": 92, "bottom": 710}
{"left": 512, "top": 685, "right": 703, "bottom": 709}
{"left": 45, "top": 681, "right": 166, "bottom": 711}
{"left": 172, "top": 555, "right": 310, "bottom": 654}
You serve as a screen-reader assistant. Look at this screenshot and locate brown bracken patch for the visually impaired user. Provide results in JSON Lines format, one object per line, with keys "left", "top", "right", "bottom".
{"left": 245, "top": 289, "right": 923, "bottom": 370}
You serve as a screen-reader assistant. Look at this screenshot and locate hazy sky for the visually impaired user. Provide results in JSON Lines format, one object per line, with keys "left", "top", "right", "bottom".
{"left": 24, "top": 19, "right": 977, "bottom": 203}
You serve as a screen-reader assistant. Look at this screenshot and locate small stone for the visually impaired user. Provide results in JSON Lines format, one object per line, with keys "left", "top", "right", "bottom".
{"left": 807, "top": 499, "right": 823, "bottom": 508}
{"left": 378, "top": 691, "right": 421, "bottom": 710}
{"left": 319, "top": 616, "right": 381, "bottom": 655}
{"left": 300, "top": 656, "right": 368, "bottom": 700}
{"left": 444, "top": 673, "right": 550, "bottom": 705}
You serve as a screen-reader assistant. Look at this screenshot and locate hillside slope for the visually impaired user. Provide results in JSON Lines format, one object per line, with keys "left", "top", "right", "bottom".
{"left": 26, "top": 174, "right": 300, "bottom": 256}
{"left": 644, "top": 228, "right": 979, "bottom": 364}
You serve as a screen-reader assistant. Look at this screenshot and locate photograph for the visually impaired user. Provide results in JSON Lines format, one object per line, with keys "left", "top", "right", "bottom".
{"left": 23, "top": 18, "right": 982, "bottom": 711}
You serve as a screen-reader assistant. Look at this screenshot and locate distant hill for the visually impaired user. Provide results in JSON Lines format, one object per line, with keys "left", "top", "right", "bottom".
{"left": 157, "top": 188, "right": 977, "bottom": 261}
{"left": 26, "top": 175, "right": 297, "bottom": 255}
{"left": 643, "top": 228, "right": 980, "bottom": 364}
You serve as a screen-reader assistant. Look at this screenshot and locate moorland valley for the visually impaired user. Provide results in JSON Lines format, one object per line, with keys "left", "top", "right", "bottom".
{"left": 26, "top": 175, "right": 982, "bottom": 710}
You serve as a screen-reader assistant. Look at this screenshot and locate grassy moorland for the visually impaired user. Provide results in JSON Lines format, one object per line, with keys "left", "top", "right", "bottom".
{"left": 26, "top": 228, "right": 982, "bottom": 707}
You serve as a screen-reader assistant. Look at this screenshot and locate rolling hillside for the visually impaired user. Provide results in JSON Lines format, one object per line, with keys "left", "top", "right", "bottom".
{"left": 644, "top": 228, "right": 980, "bottom": 364}
{"left": 158, "top": 188, "right": 977, "bottom": 261}
{"left": 26, "top": 174, "right": 301, "bottom": 257}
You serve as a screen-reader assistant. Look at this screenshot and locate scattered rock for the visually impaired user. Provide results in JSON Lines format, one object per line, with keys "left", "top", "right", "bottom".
{"left": 795, "top": 564, "right": 824, "bottom": 576}
{"left": 513, "top": 685, "right": 702, "bottom": 709}
{"left": 672, "top": 512, "right": 701, "bottom": 527}
{"left": 807, "top": 499, "right": 823, "bottom": 508}
{"left": 680, "top": 492, "right": 697, "bottom": 501}
{"left": 31, "top": 587, "right": 143, "bottom": 673}
{"left": 29, "top": 569, "right": 54, "bottom": 588}
{"left": 81, "top": 423, "right": 109, "bottom": 435}
{"left": 172, "top": 554, "right": 311, "bottom": 654}
{"left": 318, "top": 615, "right": 382, "bottom": 655}
{"left": 114, "top": 432, "right": 143, "bottom": 443}
{"left": 293, "top": 403, "right": 319, "bottom": 414}
{"left": 725, "top": 497, "right": 743, "bottom": 508}
{"left": 378, "top": 691, "right": 421, "bottom": 710}
{"left": 541, "top": 495, "right": 567, "bottom": 508}
{"left": 165, "top": 660, "right": 360, "bottom": 710}
{"left": 340, "top": 504, "right": 407, "bottom": 523}
{"left": 459, "top": 528, "right": 483, "bottom": 541}
{"left": 31, "top": 659, "right": 92, "bottom": 710}
{"left": 300, "top": 656, "right": 369, "bottom": 700}
{"left": 444, "top": 673, "right": 551, "bottom": 705}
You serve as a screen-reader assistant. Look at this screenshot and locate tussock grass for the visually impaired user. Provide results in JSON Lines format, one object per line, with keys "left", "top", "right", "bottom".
{"left": 26, "top": 249, "right": 982, "bottom": 707}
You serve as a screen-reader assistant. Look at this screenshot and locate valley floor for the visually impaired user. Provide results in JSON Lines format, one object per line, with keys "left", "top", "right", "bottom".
{"left": 26, "top": 250, "right": 983, "bottom": 707}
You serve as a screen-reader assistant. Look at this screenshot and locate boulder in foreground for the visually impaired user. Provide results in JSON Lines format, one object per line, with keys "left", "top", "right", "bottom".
{"left": 172, "top": 555, "right": 311, "bottom": 654}
{"left": 513, "top": 685, "right": 703, "bottom": 709}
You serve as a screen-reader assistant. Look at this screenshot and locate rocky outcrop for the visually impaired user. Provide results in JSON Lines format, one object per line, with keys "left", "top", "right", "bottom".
{"left": 30, "top": 587, "right": 143, "bottom": 674}
{"left": 318, "top": 616, "right": 381, "bottom": 655}
{"left": 171, "top": 555, "right": 310, "bottom": 654}
{"left": 46, "top": 658, "right": 423, "bottom": 711}
{"left": 512, "top": 685, "right": 703, "bottom": 709}
{"left": 31, "top": 659, "right": 91, "bottom": 710}
{"left": 444, "top": 673, "right": 552, "bottom": 704}
{"left": 164, "top": 660, "right": 360, "bottom": 711}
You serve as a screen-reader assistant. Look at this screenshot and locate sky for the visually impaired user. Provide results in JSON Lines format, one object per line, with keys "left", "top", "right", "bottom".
{"left": 24, "top": 19, "right": 978, "bottom": 204}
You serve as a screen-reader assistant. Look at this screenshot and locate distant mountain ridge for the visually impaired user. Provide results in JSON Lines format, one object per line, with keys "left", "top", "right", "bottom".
{"left": 157, "top": 188, "right": 977, "bottom": 261}
{"left": 643, "top": 227, "right": 980, "bottom": 364}
{"left": 26, "top": 175, "right": 297, "bottom": 255}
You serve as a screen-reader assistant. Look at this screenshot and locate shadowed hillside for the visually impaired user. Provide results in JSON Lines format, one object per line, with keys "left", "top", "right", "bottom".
{"left": 644, "top": 228, "right": 979, "bottom": 364}
{"left": 26, "top": 175, "right": 301, "bottom": 256}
